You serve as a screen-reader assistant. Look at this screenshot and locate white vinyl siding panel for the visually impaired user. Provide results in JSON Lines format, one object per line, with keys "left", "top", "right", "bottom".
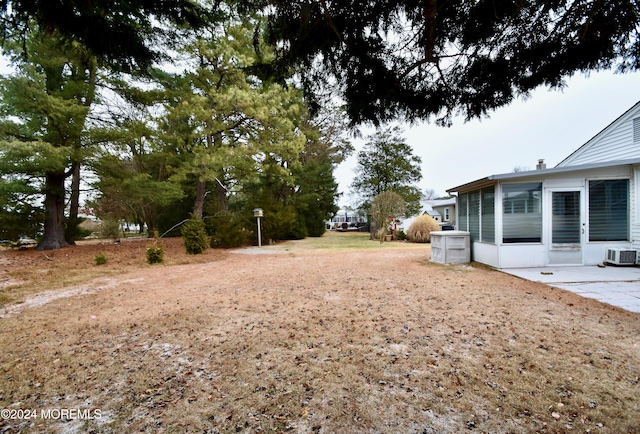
{"left": 563, "top": 119, "right": 638, "bottom": 166}
{"left": 559, "top": 103, "right": 640, "bottom": 167}
{"left": 633, "top": 167, "right": 640, "bottom": 251}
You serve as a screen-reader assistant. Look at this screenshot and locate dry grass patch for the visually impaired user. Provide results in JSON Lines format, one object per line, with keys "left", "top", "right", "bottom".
{"left": 0, "top": 238, "right": 639, "bottom": 433}
{"left": 0, "top": 237, "right": 227, "bottom": 308}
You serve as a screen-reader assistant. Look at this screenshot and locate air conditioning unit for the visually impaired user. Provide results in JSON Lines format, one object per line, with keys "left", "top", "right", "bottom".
{"left": 605, "top": 248, "right": 638, "bottom": 266}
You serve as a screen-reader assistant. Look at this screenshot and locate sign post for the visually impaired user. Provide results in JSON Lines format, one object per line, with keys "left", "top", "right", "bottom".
{"left": 253, "top": 208, "right": 264, "bottom": 247}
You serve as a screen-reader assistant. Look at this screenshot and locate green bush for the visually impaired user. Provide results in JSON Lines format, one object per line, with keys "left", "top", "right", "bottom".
{"left": 287, "top": 215, "right": 308, "bottom": 240}
{"left": 100, "top": 218, "right": 121, "bottom": 240}
{"left": 396, "top": 230, "right": 407, "bottom": 241}
{"left": 208, "top": 211, "right": 251, "bottom": 249}
{"left": 260, "top": 204, "right": 297, "bottom": 242}
{"left": 305, "top": 215, "right": 328, "bottom": 237}
{"left": 65, "top": 216, "right": 92, "bottom": 242}
{"left": 94, "top": 253, "right": 107, "bottom": 265}
{"left": 181, "top": 217, "right": 209, "bottom": 254}
{"left": 407, "top": 215, "right": 441, "bottom": 243}
{"left": 0, "top": 202, "right": 42, "bottom": 243}
{"left": 146, "top": 244, "right": 164, "bottom": 264}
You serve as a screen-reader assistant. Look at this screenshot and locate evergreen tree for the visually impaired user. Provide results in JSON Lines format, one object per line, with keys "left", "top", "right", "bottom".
{"left": 1, "top": 0, "right": 209, "bottom": 71}
{"left": 5, "top": 2, "right": 638, "bottom": 126}
{"left": 0, "top": 147, "right": 45, "bottom": 241}
{"left": 351, "top": 127, "right": 422, "bottom": 217}
{"left": 293, "top": 107, "right": 353, "bottom": 237}
{"left": 255, "top": 0, "right": 640, "bottom": 125}
{"left": 89, "top": 85, "right": 185, "bottom": 237}
{"left": 158, "top": 15, "right": 306, "bottom": 223}
{"left": 0, "top": 29, "right": 97, "bottom": 249}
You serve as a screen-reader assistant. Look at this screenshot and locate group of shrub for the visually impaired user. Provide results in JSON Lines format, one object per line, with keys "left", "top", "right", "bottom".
{"left": 92, "top": 212, "right": 250, "bottom": 266}
{"left": 183, "top": 212, "right": 253, "bottom": 255}
{"left": 94, "top": 243, "right": 165, "bottom": 266}
{"left": 92, "top": 212, "right": 442, "bottom": 266}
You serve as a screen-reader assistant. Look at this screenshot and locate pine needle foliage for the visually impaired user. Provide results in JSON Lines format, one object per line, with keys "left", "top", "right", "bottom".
{"left": 181, "top": 216, "right": 209, "bottom": 255}
{"left": 145, "top": 244, "right": 164, "bottom": 264}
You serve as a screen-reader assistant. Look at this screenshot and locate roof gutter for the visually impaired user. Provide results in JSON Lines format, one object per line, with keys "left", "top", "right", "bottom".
{"left": 446, "top": 176, "right": 496, "bottom": 194}
{"left": 446, "top": 157, "right": 640, "bottom": 194}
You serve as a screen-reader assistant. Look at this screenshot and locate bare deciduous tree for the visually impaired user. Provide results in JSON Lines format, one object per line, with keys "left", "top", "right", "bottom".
{"left": 370, "top": 191, "right": 406, "bottom": 243}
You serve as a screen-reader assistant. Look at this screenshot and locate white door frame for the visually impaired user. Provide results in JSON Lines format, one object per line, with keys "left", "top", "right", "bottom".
{"left": 545, "top": 186, "right": 585, "bottom": 265}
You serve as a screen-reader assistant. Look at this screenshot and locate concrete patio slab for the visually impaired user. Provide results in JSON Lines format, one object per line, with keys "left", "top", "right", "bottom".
{"left": 502, "top": 265, "right": 640, "bottom": 313}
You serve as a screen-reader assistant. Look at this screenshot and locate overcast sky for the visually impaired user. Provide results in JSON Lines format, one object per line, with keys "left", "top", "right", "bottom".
{"left": 335, "top": 69, "right": 640, "bottom": 207}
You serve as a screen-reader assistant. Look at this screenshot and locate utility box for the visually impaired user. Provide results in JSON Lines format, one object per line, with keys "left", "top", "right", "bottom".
{"left": 431, "top": 231, "right": 470, "bottom": 264}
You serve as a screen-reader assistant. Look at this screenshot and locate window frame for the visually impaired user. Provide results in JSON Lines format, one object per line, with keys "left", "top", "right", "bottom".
{"left": 587, "top": 178, "right": 629, "bottom": 242}
{"left": 501, "top": 182, "right": 543, "bottom": 244}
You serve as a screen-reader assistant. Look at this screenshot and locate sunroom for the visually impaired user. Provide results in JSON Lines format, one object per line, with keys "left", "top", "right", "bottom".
{"left": 446, "top": 159, "right": 639, "bottom": 268}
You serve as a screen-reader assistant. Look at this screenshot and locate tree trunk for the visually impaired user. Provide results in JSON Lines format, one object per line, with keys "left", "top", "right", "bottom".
{"left": 193, "top": 179, "right": 206, "bottom": 220}
{"left": 212, "top": 132, "right": 227, "bottom": 211}
{"left": 216, "top": 179, "right": 227, "bottom": 211}
{"left": 36, "top": 172, "right": 69, "bottom": 251}
{"left": 66, "top": 161, "right": 81, "bottom": 245}
{"left": 142, "top": 208, "right": 155, "bottom": 238}
{"left": 146, "top": 221, "right": 155, "bottom": 238}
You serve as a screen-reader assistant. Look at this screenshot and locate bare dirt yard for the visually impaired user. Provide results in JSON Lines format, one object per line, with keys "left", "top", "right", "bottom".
{"left": 0, "top": 233, "right": 639, "bottom": 433}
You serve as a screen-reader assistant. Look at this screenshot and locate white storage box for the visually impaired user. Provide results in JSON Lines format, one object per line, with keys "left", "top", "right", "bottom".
{"left": 431, "top": 231, "right": 470, "bottom": 264}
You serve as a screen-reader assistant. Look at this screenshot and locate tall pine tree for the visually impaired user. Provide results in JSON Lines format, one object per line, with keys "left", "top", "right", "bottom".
{"left": 0, "top": 29, "right": 97, "bottom": 249}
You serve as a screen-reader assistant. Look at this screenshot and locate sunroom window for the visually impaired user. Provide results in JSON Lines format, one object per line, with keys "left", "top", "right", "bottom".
{"left": 481, "top": 187, "right": 495, "bottom": 243}
{"left": 457, "top": 188, "right": 495, "bottom": 243}
{"left": 468, "top": 191, "right": 480, "bottom": 241}
{"left": 502, "top": 183, "right": 542, "bottom": 243}
{"left": 458, "top": 193, "right": 468, "bottom": 231}
{"left": 589, "top": 179, "right": 629, "bottom": 241}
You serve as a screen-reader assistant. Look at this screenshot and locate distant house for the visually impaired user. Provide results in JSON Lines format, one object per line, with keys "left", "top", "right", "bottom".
{"left": 400, "top": 198, "right": 457, "bottom": 231}
{"left": 430, "top": 197, "right": 456, "bottom": 229}
{"left": 327, "top": 208, "right": 367, "bottom": 230}
{"left": 447, "top": 100, "right": 640, "bottom": 268}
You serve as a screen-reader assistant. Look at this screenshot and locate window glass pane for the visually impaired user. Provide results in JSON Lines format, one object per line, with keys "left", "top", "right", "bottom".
{"left": 502, "top": 183, "right": 542, "bottom": 243}
{"left": 552, "top": 191, "right": 581, "bottom": 243}
{"left": 458, "top": 193, "right": 468, "bottom": 231}
{"left": 469, "top": 191, "right": 480, "bottom": 241}
{"left": 589, "top": 180, "right": 629, "bottom": 241}
{"left": 481, "top": 187, "right": 495, "bottom": 243}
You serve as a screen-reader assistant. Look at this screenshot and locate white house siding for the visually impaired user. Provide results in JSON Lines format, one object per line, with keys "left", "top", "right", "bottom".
{"left": 561, "top": 120, "right": 636, "bottom": 165}
{"left": 498, "top": 244, "right": 546, "bottom": 268}
{"left": 554, "top": 101, "right": 640, "bottom": 261}
{"left": 472, "top": 242, "right": 499, "bottom": 268}
{"left": 547, "top": 166, "right": 635, "bottom": 266}
{"left": 433, "top": 204, "right": 456, "bottom": 226}
{"left": 633, "top": 166, "right": 640, "bottom": 252}
{"left": 558, "top": 102, "right": 640, "bottom": 167}
{"left": 449, "top": 102, "right": 640, "bottom": 268}
{"left": 455, "top": 165, "right": 637, "bottom": 268}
